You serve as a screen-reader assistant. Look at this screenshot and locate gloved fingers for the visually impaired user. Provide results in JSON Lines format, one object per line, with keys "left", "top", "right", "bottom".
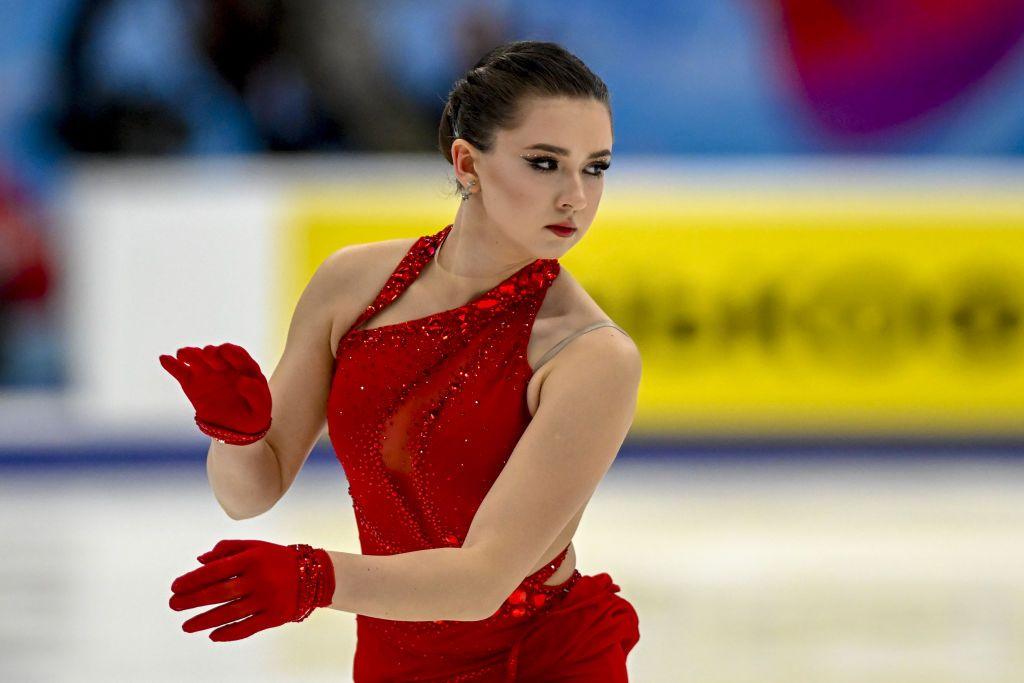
{"left": 171, "top": 551, "right": 249, "bottom": 595}
{"left": 202, "top": 345, "right": 228, "bottom": 371}
{"left": 177, "top": 347, "right": 213, "bottom": 371}
{"left": 216, "top": 344, "right": 249, "bottom": 373}
{"left": 170, "top": 574, "right": 248, "bottom": 612}
{"left": 236, "top": 376, "right": 271, "bottom": 415}
{"left": 198, "top": 539, "right": 258, "bottom": 564}
{"left": 209, "top": 610, "right": 274, "bottom": 642}
{"left": 218, "top": 343, "right": 263, "bottom": 376}
{"left": 180, "top": 594, "right": 255, "bottom": 634}
{"left": 158, "top": 354, "right": 191, "bottom": 386}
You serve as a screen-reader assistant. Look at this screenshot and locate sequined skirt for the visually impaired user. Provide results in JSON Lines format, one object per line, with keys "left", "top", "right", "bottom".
{"left": 352, "top": 571, "right": 640, "bottom": 682}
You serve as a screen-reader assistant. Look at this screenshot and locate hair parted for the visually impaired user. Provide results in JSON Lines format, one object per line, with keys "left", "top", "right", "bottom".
{"left": 437, "top": 40, "right": 612, "bottom": 198}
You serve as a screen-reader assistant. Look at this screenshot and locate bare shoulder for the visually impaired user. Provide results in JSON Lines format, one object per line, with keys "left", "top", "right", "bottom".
{"left": 557, "top": 319, "right": 641, "bottom": 376}
{"left": 535, "top": 264, "right": 636, "bottom": 350}
{"left": 323, "top": 236, "right": 420, "bottom": 353}
{"left": 536, "top": 317, "right": 642, "bottom": 415}
{"left": 323, "top": 236, "right": 419, "bottom": 283}
{"left": 534, "top": 264, "right": 641, "bottom": 387}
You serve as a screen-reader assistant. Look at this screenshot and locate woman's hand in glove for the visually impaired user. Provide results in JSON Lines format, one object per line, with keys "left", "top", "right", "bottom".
{"left": 158, "top": 342, "right": 272, "bottom": 444}
{"left": 169, "top": 539, "right": 335, "bottom": 642}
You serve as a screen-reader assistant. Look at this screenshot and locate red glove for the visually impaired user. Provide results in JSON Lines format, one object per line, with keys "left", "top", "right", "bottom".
{"left": 158, "top": 343, "right": 272, "bottom": 445}
{"left": 169, "top": 539, "right": 335, "bottom": 641}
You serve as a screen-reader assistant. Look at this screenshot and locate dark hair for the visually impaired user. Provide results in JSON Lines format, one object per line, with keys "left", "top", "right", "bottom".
{"left": 438, "top": 40, "right": 612, "bottom": 198}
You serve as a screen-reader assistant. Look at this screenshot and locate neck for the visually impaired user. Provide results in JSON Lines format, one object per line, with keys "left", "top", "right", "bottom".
{"left": 434, "top": 207, "right": 536, "bottom": 282}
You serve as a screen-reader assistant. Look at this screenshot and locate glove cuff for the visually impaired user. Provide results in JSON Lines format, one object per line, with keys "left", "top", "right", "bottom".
{"left": 195, "top": 415, "right": 271, "bottom": 445}
{"left": 290, "top": 544, "right": 335, "bottom": 622}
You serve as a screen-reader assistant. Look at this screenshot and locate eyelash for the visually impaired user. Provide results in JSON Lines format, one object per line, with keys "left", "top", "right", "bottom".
{"left": 525, "top": 156, "right": 611, "bottom": 177}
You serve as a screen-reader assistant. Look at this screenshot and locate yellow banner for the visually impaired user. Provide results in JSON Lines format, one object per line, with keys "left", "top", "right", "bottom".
{"left": 283, "top": 181, "right": 1024, "bottom": 438}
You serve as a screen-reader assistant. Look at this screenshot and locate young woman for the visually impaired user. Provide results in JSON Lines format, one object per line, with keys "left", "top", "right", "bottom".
{"left": 163, "top": 40, "right": 642, "bottom": 681}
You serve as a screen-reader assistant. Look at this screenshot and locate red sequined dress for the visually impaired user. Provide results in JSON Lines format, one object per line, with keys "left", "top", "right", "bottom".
{"left": 327, "top": 224, "right": 640, "bottom": 682}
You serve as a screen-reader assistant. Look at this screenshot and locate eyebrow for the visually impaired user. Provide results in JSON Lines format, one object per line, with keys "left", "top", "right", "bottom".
{"left": 524, "top": 143, "right": 612, "bottom": 159}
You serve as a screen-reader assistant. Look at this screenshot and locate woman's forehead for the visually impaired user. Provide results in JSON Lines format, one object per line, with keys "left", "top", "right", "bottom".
{"left": 502, "top": 100, "right": 612, "bottom": 146}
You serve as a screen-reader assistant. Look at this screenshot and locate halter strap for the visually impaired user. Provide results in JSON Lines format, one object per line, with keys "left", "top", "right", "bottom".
{"left": 534, "top": 321, "right": 631, "bottom": 372}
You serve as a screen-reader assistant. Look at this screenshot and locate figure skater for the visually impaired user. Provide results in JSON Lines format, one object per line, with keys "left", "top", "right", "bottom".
{"left": 161, "top": 39, "right": 641, "bottom": 682}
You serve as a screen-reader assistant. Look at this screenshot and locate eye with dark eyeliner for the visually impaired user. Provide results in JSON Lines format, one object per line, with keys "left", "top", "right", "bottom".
{"left": 523, "top": 155, "right": 611, "bottom": 176}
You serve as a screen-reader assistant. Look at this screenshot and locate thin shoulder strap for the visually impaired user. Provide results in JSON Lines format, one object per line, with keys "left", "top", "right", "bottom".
{"left": 533, "top": 321, "right": 630, "bottom": 372}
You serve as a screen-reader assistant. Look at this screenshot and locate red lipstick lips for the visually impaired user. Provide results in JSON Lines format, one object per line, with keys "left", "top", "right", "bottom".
{"left": 546, "top": 224, "right": 576, "bottom": 237}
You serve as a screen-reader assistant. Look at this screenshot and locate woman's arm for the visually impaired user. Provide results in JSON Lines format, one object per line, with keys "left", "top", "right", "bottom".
{"left": 208, "top": 246, "right": 358, "bottom": 519}
{"left": 464, "top": 328, "right": 641, "bottom": 612}
{"left": 206, "top": 438, "right": 284, "bottom": 520}
{"left": 325, "top": 545, "right": 497, "bottom": 622}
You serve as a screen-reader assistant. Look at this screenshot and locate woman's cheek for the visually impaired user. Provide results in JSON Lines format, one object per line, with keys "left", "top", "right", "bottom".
{"left": 507, "top": 175, "right": 539, "bottom": 203}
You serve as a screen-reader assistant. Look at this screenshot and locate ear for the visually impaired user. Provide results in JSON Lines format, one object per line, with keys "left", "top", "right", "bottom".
{"left": 452, "top": 139, "right": 479, "bottom": 186}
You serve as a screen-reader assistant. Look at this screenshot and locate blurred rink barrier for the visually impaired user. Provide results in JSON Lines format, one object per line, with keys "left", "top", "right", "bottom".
{"left": 33, "top": 154, "right": 1023, "bottom": 449}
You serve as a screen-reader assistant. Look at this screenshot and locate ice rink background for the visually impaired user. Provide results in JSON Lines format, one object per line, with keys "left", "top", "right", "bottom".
{"left": 2, "top": 447, "right": 1023, "bottom": 682}
{"left": 2, "top": 2, "right": 1024, "bottom": 681}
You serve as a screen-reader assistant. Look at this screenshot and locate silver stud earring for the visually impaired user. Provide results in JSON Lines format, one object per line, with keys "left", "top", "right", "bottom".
{"left": 460, "top": 179, "right": 476, "bottom": 201}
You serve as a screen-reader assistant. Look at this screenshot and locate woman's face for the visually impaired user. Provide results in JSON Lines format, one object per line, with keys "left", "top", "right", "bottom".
{"left": 458, "top": 96, "right": 613, "bottom": 258}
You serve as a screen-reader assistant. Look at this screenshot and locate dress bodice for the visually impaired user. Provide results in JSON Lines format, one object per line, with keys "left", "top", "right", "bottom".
{"left": 326, "top": 224, "right": 582, "bottom": 645}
